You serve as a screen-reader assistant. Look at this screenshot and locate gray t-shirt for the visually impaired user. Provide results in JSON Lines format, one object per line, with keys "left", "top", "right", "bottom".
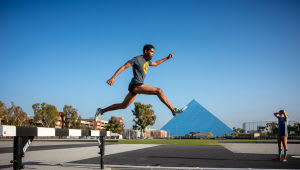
{"left": 128, "top": 55, "right": 152, "bottom": 85}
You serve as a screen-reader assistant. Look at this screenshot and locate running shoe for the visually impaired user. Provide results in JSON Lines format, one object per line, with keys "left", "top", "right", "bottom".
{"left": 95, "top": 108, "right": 103, "bottom": 121}
{"left": 281, "top": 157, "right": 287, "bottom": 162}
{"left": 172, "top": 106, "right": 187, "bottom": 116}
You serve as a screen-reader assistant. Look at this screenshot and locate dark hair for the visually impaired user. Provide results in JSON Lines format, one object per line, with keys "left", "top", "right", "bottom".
{"left": 143, "top": 44, "right": 154, "bottom": 54}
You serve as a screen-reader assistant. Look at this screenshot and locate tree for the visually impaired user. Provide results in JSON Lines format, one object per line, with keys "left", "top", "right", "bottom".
{"left": 288, "top": 122, "right": 300, "bottom": 136}
{"left": 74, "top": 116, "right": 82, "bottom": 129}
{"left": 232, "top": 127, "right": 244, "bottom": 135}
{"left": 233, "top": 127, "right": 237, "bottom": 132}
{"left": 207, "top": 132, "right": 213, "bottom": 136}
{"left": 0, "top": 101, "right": 11, "bottom": 125}
{"left": 0, "top": 101, "right": 29, "bottom": 126}
{"left": 237, "top": 128, "right": 244, "bottom": 133}
{"left": 232, "top": 132, "right": 240, "bottom": 136}
{"left": 294, "top": 122, "right": 300, "bottom": 136}
{"left": 232, "top": 127, "right": 241, "bottom": 136}
{"left": 11, "top": 105, "right": 29, "bottom": 126}
{"left": 63, "top": 105, "right": 81, "bottom": 129}
{"left": 132, "top": 102, "right": 156, "bottom": 138}
{"left": 105, "top": 116, "right": 123, "bottom": 134}
{"left": 266, "top": 122, "right": 278, "bottom": 136}
{"left": 32, "top": 102, "right": 58, "bottom": 128}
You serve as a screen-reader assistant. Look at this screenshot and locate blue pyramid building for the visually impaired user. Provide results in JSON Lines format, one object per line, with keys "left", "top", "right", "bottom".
{"left": 161, "top": 99, "right": 232, "bottom": 136}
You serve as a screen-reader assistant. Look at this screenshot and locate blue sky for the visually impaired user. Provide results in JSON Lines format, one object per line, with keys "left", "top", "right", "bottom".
{"left": 1, "top": 0, "right": 299, "bottom": 129}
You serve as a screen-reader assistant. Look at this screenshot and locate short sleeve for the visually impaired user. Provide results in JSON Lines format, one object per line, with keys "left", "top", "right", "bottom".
{"left": 128, "top": 57, "right": 136, "bottom": 65}
{"left": 148, "top": 60, "right": 152, "bottom": 66}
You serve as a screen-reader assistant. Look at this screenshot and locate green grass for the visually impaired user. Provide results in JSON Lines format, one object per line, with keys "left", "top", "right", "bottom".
{"left": 217, "top": 139, "right": 300, "bottom": 143}
{"left": 105, "top": 139, "right": 300, "bottom": 145}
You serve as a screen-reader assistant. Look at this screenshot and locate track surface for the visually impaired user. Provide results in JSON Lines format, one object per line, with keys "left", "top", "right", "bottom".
{"left": 0, "top": 141, "right": 299, "bottom": 169}
{"left": 71, "top": 145, "right": 300, "bottom": 169}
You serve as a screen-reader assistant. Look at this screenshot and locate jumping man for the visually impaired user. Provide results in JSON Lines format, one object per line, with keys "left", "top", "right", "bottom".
{"left": 95, "top": 44, "right": 185, "bottom": 120}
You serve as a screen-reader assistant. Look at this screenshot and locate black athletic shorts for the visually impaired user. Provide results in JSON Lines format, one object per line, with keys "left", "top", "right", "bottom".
{"left": 128, "top": 83, "right": 143, "bottom": 93}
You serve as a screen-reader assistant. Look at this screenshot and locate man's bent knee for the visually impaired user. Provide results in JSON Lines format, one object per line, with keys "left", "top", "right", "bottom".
{"left": 157, "top": 88, "right": 163, "bottom": 95}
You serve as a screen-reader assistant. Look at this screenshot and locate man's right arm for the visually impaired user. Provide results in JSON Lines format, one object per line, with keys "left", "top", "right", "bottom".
{"left": 107, "top": 62, "right": 132, "bottom": 86}
{"left": 274, "top": 112, "right": 279, "bottom": 118}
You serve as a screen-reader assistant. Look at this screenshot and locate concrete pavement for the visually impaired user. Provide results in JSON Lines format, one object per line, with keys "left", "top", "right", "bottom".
{"left": 0, "top": 140, "right": 299, "bottom": 169}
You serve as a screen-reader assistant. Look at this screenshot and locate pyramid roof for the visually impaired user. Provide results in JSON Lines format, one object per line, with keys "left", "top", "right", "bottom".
{"left": 161, "top": 99, "right": 232, "bottom": 136}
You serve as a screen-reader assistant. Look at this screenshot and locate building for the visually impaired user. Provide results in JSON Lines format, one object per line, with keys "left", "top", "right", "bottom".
{"left": 80, "top": 118, "right": 108, "bottom": 130}
{"left": 123, "top": 128, "right": 168, "bottom": 139}
{"left": 54, "top": 111, "right": 106, "bottom": 130}
{"left": 161, "top": 99, "right": 232, "bottom": 136}
{"left": 144, "top": 128, "right": 168, "bottom": 138}
{"left": 124, "top": 129, "right": 141, "bottom": 139}
{"left": 54, "top": 110, "right": 108, "bottom": 130}
{"left": 101, "top": 120, "right": 108, "bottom": 129}
{"left": 242, "top": 121, "right": 274, "bottom": 133}
{"left": 235, "top": 133, "right": 261, "bottom": 139}
{"left": 80, "top": 119, "right": 95, "bottom": 129}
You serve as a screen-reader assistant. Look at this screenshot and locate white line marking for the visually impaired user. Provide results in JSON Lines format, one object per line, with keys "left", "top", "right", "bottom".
{"left": 61, "top": 163, "right": 293, "bottom": 170}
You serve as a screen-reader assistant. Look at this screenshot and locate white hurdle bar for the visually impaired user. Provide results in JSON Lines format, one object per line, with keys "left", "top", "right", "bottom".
{"left": 0, "top": 125, "right": 111, "bottom": 170}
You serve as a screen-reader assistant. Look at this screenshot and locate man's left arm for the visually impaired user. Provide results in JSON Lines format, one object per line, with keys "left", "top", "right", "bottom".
{"left": 150, "top": 54, "right": 174, "bottom": 66}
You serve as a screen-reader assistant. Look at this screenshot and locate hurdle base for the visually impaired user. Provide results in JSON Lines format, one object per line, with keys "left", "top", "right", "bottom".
{"left": 98, "top": 136, "right": 105, "bottom": 169}
{"left": 12, "top": 136, "right": 34, "bottom": 170}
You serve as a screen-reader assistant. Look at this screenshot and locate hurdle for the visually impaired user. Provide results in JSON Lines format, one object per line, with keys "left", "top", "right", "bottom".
{"left": 0, "top": 125, "right": 111, "bottom": 170}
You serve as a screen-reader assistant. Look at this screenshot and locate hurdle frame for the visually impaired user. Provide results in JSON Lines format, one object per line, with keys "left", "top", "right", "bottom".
{"left": 0, "top": 125, "right": 110, "bottom": 170}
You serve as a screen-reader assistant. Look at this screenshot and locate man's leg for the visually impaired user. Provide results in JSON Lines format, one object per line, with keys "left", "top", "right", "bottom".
{"left": 101, "top": 92, "right": 137, "bottom": 114}
{"left": 133, "top": 84, "right": 175, "bottom": 112}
